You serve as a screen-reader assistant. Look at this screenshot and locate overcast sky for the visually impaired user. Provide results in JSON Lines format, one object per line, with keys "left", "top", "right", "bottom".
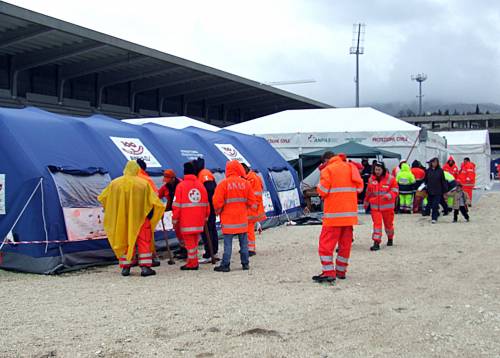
{"left": 9, "top": 0, "right": 500, "bottom": 107}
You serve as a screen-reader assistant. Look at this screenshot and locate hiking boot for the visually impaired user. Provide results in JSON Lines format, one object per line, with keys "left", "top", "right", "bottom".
{"left": 370, "top": 242, "right": 380, "bottom": 251}
{"left": 248, "top": 251, "right": 256, "bottom": 257}
{"left": 121, "top": 267, "right": 130, "bottom": 277}
{"left": 214, "top": 265, "right": 230, "bottom": 272}
{"left": 202, "top": 252, "right": 211, "bottom": 259}
{"left": 180, "top": 265, "right": 199, "bottom": 271}
{"left": 242, "top": 264, "right": 249, "bottom": 270}
{"left": 312, "top": 273, "right": 335, "bottom": 283}
{"left": 140, "top": 267, "right": 156, "bottom": 277}
{"left": 387, "top": 239, "right": 393, "bottom": 247}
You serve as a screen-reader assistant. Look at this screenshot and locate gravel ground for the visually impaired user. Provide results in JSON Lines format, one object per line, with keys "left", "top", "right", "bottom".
{"left": 0, "top": 192, "right": 499, "bottom": 358}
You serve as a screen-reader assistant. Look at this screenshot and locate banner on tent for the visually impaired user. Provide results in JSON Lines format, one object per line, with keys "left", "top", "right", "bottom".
{"left": 214, "top": 144, "right": 250, "bottom": 165}
{"left": 110, "top": 137, "right": 162, "bottom": 167}
{"left": 0, "top": 174, "right": 5, "bottom": 215}
{"left": 63, "top": 208, "right": 106, "bottom": 241}
{"left": 180, "top": 149, "right": 204, "bottom": 160}
{"left": 278, "top": 189, "right": 301, "bottom": 211}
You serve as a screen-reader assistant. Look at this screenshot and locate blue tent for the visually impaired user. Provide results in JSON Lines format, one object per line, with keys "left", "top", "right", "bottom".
{"left": 0, "top": 107, "right": 302, "bottom": 274}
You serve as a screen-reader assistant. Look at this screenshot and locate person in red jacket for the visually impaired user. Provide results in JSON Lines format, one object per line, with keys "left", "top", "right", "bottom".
{"left": 213, "top": 160, "right": 257, "bottom": 272}
{"left": 443, "top": 156, "right": 459, "bottom": 179}
{"left": 364, "top": 162, "right": 399, "bottom": 251}
{"left": 458, "top": 157, "right": 476, "bottom": 200}
{"left": 172, "top": 162, "right": 210, "bottom": 270}
{"left": 411, "top": 160, "right": 426, "bottom": 213}
{"left": 242, "top": 163, "right": 267, "bottom": 256}
{"left": 158, "top": 169, "right": 185, "bottom": 258}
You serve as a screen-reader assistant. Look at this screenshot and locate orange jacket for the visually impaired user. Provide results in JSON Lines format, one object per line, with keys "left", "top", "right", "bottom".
{"left": 443, "top": 156, "right": 459, "bottom": 179}
{"left": 364, "top": 173, "right": 398, "bottom": 211}
{"left": 317, "top": 156, "right": 364, "bottom": 226}
{"left": 138, "top": 169, "right": 159, "bottom": 193}
{"left": 213, "top": 161, "right": 257, "bottom": 234}
{"left": 458, "top": 162, "right": 476, "bottom": 187}
{"left": 246, "top": 170, "right": 267, "bottom": 223}
{"left": 172, "top": 174, "right": 210, "bottom": 235}
{"left": 411, "top": 167, "right": 426, "bottom": 181}
{"left": 198, "top": 168, "right": 215, "bottom": 183}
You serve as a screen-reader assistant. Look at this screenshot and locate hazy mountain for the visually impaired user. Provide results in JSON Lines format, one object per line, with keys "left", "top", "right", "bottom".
{"left": 366, "top": 101, "right": 500, "bottom": 117}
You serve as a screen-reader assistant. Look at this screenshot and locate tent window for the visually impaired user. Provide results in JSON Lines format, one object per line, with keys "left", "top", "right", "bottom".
{"left": 269, "top": 170, "right": 296, "bottom": 192}
{"left": 50, "top": 171, "right": 111, "bottom": 241}
{"left": 51, "top": 172, "right": 111, "bottom": 207}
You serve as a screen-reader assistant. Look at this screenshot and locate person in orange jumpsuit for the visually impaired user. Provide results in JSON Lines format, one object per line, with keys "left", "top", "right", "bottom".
{"left": 313, "top": 155, "right": 364, "bottom": 283}
{"left": 458, "top": 157, "right": 476, "bottom": 201}
{"left": 172, "top": 162, "right": 210, "bottom": 270}
{"left": 213, "top": 160, "right": 257, "bottom": 272}
{"left": 242, "top": 163, "right": 267, "bottom": 256}
{"left": 98, "top": 161, "right": 165, "bottom": 277}
{"left": 364, "top": 162, "right": 399, "bottom": 251}
{"left": 443, "top": 156, "right": 459, "bottom": 179}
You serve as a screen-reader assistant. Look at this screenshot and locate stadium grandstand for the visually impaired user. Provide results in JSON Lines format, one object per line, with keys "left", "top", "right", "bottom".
{"left": 0, "top": 1, "right": 330, "bottom": 124}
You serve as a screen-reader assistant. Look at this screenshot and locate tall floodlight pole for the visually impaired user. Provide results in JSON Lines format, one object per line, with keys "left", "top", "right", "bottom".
{"left": 411, "top": 73, "right": 428, "bottom": 115}
{"left": 350, "top": 23, "right": 365, "bottom": 107}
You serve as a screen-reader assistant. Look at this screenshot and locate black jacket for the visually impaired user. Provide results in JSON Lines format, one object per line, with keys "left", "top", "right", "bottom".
{"left": 425, "top": 166, "right": 448, "bottom": 195}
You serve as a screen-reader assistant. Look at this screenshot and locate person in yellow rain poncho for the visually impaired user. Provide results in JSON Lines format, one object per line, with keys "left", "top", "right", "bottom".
{"left": 98, "top": 161, "right": 165, "bottom": 277}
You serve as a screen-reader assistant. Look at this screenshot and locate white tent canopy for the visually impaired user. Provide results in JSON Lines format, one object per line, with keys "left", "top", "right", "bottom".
{"left": 437, "top": 130, "right": 492, "bottom": 189}
{"left": 125, "top": 116, "right": 220, "bottom": 131}
{"left": 226, "top": 108, "right": 448, "bottom": 171}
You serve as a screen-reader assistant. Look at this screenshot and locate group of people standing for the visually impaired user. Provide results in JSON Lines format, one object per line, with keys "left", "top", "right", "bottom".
{"left": 98, "top": 158, "right": 266, "bottom": 277}
{"left": 313, "top": 152, "right": 476, "bottom": 283}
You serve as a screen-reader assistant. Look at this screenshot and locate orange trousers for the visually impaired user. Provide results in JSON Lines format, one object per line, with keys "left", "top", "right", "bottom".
{"left": 318, "top": 226, "right": 353, "bottom": 278}
{"left": 183, "top": 233, "right": 200, "bottom": 268}
{"left": 247, "top": 222, "right": 256, "bottom": 252}
{"left": 370, "top": 210, "right": 394, "bottom": 243}
{"left": 119, "top": 220, "right": 153, "bottom": 268}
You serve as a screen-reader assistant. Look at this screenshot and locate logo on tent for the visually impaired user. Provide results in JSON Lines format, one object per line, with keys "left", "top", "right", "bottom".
{"left": 307, "top": 135, "right": 337, "bottom": 144}
{"left": 120, "top": 141, "right": 144, "bottom": 155}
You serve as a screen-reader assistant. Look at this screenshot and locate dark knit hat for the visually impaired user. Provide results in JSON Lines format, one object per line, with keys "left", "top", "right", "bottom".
{"left": 184, "top": 161, "right": 196, "bottom": 175}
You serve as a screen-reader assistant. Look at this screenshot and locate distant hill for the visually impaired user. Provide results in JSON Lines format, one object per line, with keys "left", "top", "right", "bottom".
{"left": 366, "top": 101, "right": 500, "bottom": 117}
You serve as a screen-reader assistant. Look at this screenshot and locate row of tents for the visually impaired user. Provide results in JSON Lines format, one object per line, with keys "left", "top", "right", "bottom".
{"left": 0, "top": 107, "right": 303, "bottom": 274}
{"left": 0, "top": 106, "right": 493, "bottom": 274}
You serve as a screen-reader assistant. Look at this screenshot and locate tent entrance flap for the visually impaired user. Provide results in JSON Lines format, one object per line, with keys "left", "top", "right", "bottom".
{"left": 50, "top": 170, "right": 111, "bottom": 242}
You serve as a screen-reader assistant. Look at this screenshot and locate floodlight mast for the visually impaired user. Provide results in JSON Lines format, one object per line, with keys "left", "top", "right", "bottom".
{"left": 411, "top": 73, "right": 428, "bottom": 115}
{"left": 350, "top": 23, "right": 365, "bottom": 107}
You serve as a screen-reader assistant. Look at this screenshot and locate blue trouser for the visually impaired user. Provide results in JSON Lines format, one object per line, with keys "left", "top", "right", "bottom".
{"left": 222, "top": 233, "right": 249, "bottom": 267}
{"left": 428, "top": 194, "right": 442, "bottom": 221}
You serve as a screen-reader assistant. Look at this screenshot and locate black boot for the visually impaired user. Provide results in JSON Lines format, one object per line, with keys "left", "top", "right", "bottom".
{"left": 312, "top": 273, "right": 335, "bottom": 283}
{"left": 214, "top": 265, "right": 230, "bottom": 272}
{"left": 121, "top": 267, "right": 130, "bottom": 277}
{"left": 387, "top": 239, "right": 393, "bottom": 246}
{"left": 140, "top": 267, "right": 156, "bottom": 277}
{"left": 370, "top": 242, "right": 380, "bottom": 251}
{"left": 248, "top": 251, "right": 256, "bottom": 257}
{"left": 242, "top": 264, "right": 249, "bottom": 270}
